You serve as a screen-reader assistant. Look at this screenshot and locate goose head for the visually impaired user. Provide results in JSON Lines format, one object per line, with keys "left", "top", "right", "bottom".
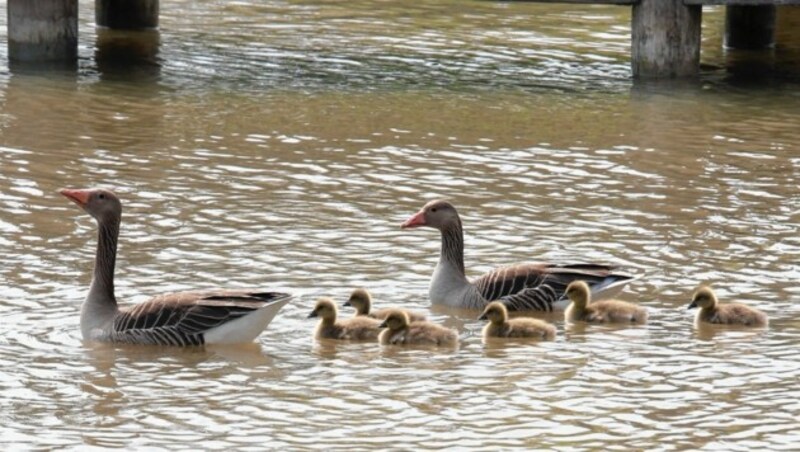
{"left": 343, "top": 288, "right": 371, "bottom": 313}
{"left": 478, "top": 301, "right": 508, "bottom": 324}
{"left": 401, "top": 199, "right": 459, "bottom": 231}
{"left": 308, "top": 297, "right": 338, "bottom": 320}
{"left": 565, "top": 280, "right": 591, "bottom": 307}
{"left": 378, "top": 309, "right": 410, "bottom": 331}
{"left": 689, "top": 286, "right": 718, "bottom": 310}
{"left": 60, "top": 188, "right": 121, "bottom": 224}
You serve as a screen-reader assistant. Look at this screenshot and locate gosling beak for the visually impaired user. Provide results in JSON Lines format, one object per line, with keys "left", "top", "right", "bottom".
{"left": 478, "top": 313, "right": 488, "bottom": 321}
{"left": 378, "top": 320, "right": 388, "bottom": 328}
{"left": 343, "top": 300, "right": 352, "bottom": 307}
{"left": 400, "top": 210, "right": 426, "bottom": 229}
{"left": 687, "top": 301, "right": 698, "bottom": 310}
{"left": 307, "top": 311, "right": 318, "bottom": 318}
{"left": 60, "top": 188, "right": 91, "bottom": 207}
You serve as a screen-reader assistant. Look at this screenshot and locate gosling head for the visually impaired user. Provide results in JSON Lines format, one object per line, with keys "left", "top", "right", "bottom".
{"left": 688, "top": 286, "right": 718, "bottom": 310}
{"left": 378, "top": 309, "right": 410, "bottom": 331}
{"left": 343, "top": 288, "right": 371, "bottom": 314}
{"left": 565, "top": 280, "right": 591, "bottom": 306}
{"left": 478, "top": 301, "right": 508, "bottom": 324}
{"left": 400, "top": 199, "right": 460, "bottom": 231}
{"left": 60, "top": 188, "right": 122, "bottom": 224}
{"left": 308, "top": 297, "right": 338, "bottom": 320}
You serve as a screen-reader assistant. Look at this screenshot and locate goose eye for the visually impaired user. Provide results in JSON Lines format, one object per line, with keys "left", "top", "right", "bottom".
{"left": 431, "top": 208, "right": 437, "bottom": 213}
{"left": 98, "top": 193, "right": 106, "bottom": 200}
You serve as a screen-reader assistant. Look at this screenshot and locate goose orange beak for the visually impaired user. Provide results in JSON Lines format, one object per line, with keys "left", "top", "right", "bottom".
{"left": 400, "top": 210, "right": 426, "bottom": 229}
{"left": 60, "top": 188, "right": 91, "bottom": 207}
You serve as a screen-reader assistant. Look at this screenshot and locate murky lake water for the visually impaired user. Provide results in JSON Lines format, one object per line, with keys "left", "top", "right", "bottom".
{"left": 1, "top": 0, "right": 800, "bottom": 448}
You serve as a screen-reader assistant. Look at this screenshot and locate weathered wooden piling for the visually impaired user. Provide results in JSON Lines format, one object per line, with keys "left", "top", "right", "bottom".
{"left": 7, "top": 0, "right": 78, "bottom": 63}
{"left": 631, "top": 0, "right": 702, "bottom": 78}
{"left": 96, "top": 0, "right": 159, "bottom": 29}
{"left": 725, "top": 6, "right": 777, "bottom": 49}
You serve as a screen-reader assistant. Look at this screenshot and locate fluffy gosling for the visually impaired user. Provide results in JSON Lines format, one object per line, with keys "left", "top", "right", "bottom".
{"left": 308, "top": 297, "right": 382, "bottom": 340}
{"left": 565, "top": 280, "right": 647, "bottom": 324}
{"left": 378, "top": 309, "right": 458, "bottom": 346}
{"left": 688, "top": 286, "right": 768, "bottom": 327}
{"left": 479, "top": 301, "right": 556, "bottom": 340}
{"left": 344, "top": 288, "right": 427, "bottom": 322}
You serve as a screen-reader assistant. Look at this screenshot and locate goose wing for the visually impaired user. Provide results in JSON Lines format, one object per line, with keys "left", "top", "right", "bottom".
{"left": 473, "top": 263, "right": 637, "bottom": 312}
{"left": 111, "top": 290, "right": 292, "bottom": 346}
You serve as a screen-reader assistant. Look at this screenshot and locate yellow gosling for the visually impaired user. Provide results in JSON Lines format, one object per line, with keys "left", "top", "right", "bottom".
{"left": 308, "top": 297, "right": 381, "bottom": 341}
{"left": 565, "top": 280, "right": 647, "bottom": 324}
{"left": 378, "top": 309, "right": 458, "bottom": 346}
{"left": 343, "top": 288, "right": 427, "bottom": 322}
{"left": 479, "top": 301, "right": 556, "bottom": 340}
{"left": 688, "top": 286, "right": 768, "bottom": 327}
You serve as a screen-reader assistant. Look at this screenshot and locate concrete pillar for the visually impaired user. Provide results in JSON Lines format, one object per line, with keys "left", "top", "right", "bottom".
{"left": 631, "top": 0, "right": 702, "bottom": 78}
{"left": 725, "top": 6, "right": 777, "bottom": 50}
{"left": 776, "top": 6, "right": 800, "bottom": 46}
{"left": 7, "top": 0, "right": 78, "bottom": 64}
{"left": 95, "top": 28, "right": 161, "bottom": 79}
{"left": 96, "top": 0, "right": 159, "bottom": 29}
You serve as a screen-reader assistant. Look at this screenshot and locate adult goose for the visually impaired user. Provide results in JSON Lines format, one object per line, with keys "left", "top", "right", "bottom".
{"left": 401, "top": 200, "right": 639, "bottom": 311}
{"left": 61, "top": 188, "right": 292, "bottom": 346}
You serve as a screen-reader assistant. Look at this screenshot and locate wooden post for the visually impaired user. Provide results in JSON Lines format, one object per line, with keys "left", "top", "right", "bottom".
{"left": 631, "top": 0, "right": 702, "bottom": 78}
{"left": 725, "top": 6, "right": 776, "bottom": 50}
{"left": 7, "top": 0, "right": 78, "bottom": 63}
{"left": 96, "top": 0, "right": 159, "bottom": 29}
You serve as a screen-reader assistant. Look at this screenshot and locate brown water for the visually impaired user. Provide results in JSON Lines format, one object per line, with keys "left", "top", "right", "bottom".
{"left": 2, "top": 1, "right": 800, "bottom": 449}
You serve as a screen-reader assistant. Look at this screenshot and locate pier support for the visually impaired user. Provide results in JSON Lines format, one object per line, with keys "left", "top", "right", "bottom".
{"left": 631, "top": 0, "right": 701, "bottom": 78}
{"left": 7, "top": 0, "right": 78, "bottom": 64}
{"left": 725, "top": 6, "right": 777, "bottom": 50}
{"left": 95, "top": 28, "right": 161, "bottom": 80}
{"left": 96, "top": 0, "right": 159, "bottom": 29}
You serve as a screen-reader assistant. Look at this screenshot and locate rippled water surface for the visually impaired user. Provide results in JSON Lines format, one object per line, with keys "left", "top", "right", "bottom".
{"left": 1, "top": 0, "right": 800, "bottom": 449}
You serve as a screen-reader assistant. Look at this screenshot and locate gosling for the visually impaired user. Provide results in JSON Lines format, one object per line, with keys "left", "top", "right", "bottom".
{"left": 308, "top": 297, "right": 382, "bottom": 340}
{"left": 688, "top": 286, "right": 768, "bottom": 327}
{"left": 378, "top": 310, "right": 458, "bottom": 346}
{"left": 479, "top": 301, "right": 556, "bottom": 340}
{"left": 565, "top": 280, "right": 648, "bottom": 324}
{"left": 344, "top": 288, "right": 427, "bottom": 322}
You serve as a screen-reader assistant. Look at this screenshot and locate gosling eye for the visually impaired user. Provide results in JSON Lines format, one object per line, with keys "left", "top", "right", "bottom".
{"left": 98, "top": 193, "right": 106, "bottom": 200}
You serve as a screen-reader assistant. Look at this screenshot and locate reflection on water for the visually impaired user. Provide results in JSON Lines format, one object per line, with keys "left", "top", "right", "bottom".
{"left": 0, "top": 0, "right": 800, "bottom": 449}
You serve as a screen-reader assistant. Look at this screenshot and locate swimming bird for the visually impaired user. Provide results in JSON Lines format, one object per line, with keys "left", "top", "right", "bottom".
{"left": 308, "top": 297, "right": 382, "bottom": 340}
{"left": 565, "top": 280, "right": 647, "bottom": 324}
{"left": 378, "top": 310, "right": 458, "bottom": 346}
{"left": 400, "top": 200, "right": 639, "bottom": 311}
{"left": 688, "top": 286, "right": 768, "bottom": 327}
{"left": 479, "top": 301, "right": 556, "bottom": 340}
{"left": 343, "top": 288, "right": 427, "bottom": 322}
{"left": 60, "top": 188, "right": 292, "bottom": 346}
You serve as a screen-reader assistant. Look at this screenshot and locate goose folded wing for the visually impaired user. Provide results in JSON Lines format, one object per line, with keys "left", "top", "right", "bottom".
{"left": 476, "top": 263, "right": 626, "bottom": 312}
{"left": 111, "top": 290, "right": 290, "bottom": 346}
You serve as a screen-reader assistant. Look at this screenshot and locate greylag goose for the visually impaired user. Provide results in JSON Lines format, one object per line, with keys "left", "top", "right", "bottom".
{"left": 565, "top": 280, "right": 647, "bottom": 324}
{"left": 688, "top": 286, "right": 768, "bottom": 327}
{"left": 60, "top": 188, "right": 292, "bottom": 346}
{"left": 343, "top": 288, "right": 427, "bottom": 322}
{"left": 401, "top": 200, "right": 639, "bottom": 311}
{"left": 308, "top": 297, "right": 382, "bottom": 340}
{"left": 479, "top": 301, "right": 556, "bottom": 340}
{"left": 378, "top": 310, "right": 458, "bottom": 346}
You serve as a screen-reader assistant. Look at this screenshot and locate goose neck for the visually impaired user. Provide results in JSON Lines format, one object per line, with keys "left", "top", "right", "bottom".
{"left": 88, "top": 217, "right": 119, "bottom": 306}
{"left": 439, "top": 219, "right": 465, "bottom": 276}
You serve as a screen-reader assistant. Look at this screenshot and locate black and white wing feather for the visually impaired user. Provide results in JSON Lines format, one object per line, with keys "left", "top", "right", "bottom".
{"left": 111, "top": 291, "right": 291, "bottom": 346}
{"left": 474, "top": 263, "right": 637, "bottom": 312}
